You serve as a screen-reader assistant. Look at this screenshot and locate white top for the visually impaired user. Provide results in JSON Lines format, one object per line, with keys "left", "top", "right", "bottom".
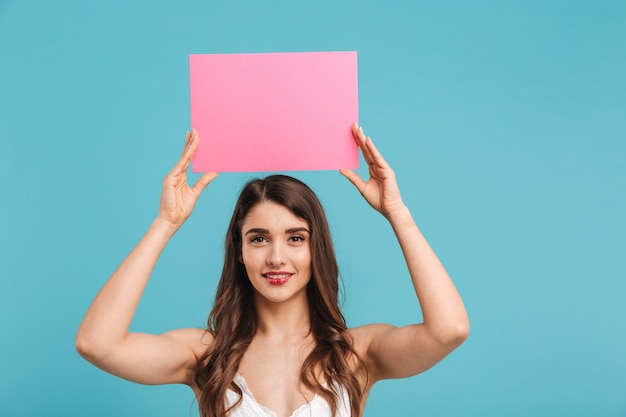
{"left": 225, "top": 373, "right": 351, "bottom": 417}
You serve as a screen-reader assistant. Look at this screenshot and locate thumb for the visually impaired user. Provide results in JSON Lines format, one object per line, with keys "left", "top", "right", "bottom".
{"left": 339, "top": 169, "right": 366, "bottom": 194}
{"left": 192, "top": 172, "right": 219, "bottom": 196}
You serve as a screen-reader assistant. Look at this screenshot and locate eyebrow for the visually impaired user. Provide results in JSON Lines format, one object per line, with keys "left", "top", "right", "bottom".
{"left": 244, "top": 227, "right": 310, "bottom": 235}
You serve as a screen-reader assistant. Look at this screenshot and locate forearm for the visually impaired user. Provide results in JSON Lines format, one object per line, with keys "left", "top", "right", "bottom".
{"left": 387, "top": 205, "right": 469, "bottom": 345}
{"left": 76, "top": 217, "right": 178, "bottom": 358}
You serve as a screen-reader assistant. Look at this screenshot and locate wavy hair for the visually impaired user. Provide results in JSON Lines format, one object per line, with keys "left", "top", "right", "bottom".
{"left": 194, "top": 175, "right": 365, "bottom": 416}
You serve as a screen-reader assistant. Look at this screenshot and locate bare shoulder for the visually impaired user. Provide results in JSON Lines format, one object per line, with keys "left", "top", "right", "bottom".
{"left": 154, "top": 327, "right": 215, "bottom": 387}
{"left": 347, "top": 324, "right": 395, "bottom": 354}
{"left": 346, "top": 324, "right": 396, "bottom": 381}
{"left": 164, "top": 327, "right": 214, "bottom": 360}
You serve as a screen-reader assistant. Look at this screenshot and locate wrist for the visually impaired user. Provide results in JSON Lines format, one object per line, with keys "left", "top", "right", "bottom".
{"left": 385, "top": 204, "right": 413, "bottom": 226}
{"left": 152, "top": 215, "right": 181, "bottom": 239}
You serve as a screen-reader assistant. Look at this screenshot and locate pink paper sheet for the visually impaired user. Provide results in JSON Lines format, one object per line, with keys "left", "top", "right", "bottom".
{"left": 189, "top": 51, "right": 359, "bottom": 172}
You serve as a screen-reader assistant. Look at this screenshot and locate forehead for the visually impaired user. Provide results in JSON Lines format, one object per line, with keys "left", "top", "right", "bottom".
{"left": 242, "top": 201, "right": 308, "bottom": 230}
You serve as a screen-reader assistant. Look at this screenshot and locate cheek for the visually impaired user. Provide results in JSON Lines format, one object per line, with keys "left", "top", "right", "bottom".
{"left": 295, "top": 247, "right": 312, "bottom": 269}
{"left": 240, "top": 247, "right": 265, "bottom": 267}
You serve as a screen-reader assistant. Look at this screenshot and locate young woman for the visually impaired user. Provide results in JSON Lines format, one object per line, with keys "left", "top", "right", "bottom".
{"left": 75, "top": 124, "right": 469, "bottom": 417}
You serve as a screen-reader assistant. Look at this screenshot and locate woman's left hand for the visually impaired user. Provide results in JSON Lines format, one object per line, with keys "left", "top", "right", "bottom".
{"left": 340, "top": 124, "right": 405, "bottom": 218}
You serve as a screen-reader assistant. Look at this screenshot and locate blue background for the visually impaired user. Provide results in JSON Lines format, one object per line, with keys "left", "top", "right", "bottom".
{"left": 1, "top": 1, "right": 625, "bottom": 416}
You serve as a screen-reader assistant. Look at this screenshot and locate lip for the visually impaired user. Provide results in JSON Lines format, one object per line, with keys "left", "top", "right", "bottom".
{"left": 263, "top": 271, "right": 294, "bottom": 286}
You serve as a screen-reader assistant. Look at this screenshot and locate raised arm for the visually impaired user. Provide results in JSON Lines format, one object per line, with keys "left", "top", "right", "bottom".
{"left": 341, "top": 124, "right": 469, "bottom": 382}
{"left": 75, "top": 130, "right": 217, "bottom": 386}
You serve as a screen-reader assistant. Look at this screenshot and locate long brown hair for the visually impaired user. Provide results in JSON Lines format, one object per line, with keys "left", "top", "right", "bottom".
{"left": 195, "top": 175, "right": 365, "bottom": 416}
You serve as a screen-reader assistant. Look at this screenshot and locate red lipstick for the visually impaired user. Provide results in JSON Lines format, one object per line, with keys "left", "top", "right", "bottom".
{"left": 263, "top": 271, "right": 293, "bottom": 285}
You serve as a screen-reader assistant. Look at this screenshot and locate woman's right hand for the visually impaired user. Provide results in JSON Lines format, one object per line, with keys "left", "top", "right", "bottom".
{"left": 157, "top": 129, "right": 218, "bottom": 228}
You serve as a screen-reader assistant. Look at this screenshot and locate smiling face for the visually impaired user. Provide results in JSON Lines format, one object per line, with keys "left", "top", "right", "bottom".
{"left": 240, "top": 200, "right": 312, "bottom": 306}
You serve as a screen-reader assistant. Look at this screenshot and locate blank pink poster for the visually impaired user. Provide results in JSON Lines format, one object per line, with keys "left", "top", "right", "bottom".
{"left": 189, "top": 51, "right": 359, "bottom": 172}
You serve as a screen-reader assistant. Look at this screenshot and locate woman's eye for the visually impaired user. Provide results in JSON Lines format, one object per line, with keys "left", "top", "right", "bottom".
{"left": 250, "top": 236, "right": 267, "bottom": 243}
{"left": 289, "top": 235, "right": 305, "bottom": 243}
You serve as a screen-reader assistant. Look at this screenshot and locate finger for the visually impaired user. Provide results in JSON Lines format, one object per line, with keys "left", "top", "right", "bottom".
{"left": 352, "top": 124, "right": 368, "bottom": 149}
{"left": 185, "top": 129, "right": 200, "bottom": 157}
{"left": 363, "top": 136, "right": 391, "bottom": 170}
{"left": 172, "top": 130, "right": 199, "bottom": 174}
{"left": 192, "top": 171, "right": 218, "bottom": 195}
{"left": 351, "top": 122, "right": 361, "bottom": 139}
{"left": 177, "top": 131, "right": 191, "bottom": 158}
{"left": 339, "top": 169, "right": 367, "bottom": 194}
{"left": 353, "top": 126, "right": 376, "bottom": 165}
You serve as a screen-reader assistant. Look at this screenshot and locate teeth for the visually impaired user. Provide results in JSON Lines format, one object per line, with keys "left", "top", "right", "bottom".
{"left": 265, "top": 274, "right": 290, "bottom": 279}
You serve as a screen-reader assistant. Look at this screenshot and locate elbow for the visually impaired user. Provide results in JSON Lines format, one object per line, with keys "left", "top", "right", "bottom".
{"left": 452, "top": 318, "right": 470, "bottom": 346}
{"left": 75, "top": 331, "right": 96, "bottom": 361}
{"left": 432, "top": 317, "right": 470, "bottom": 348}
{"left": 75, "top": 330, "right": 110, "bottom": 363}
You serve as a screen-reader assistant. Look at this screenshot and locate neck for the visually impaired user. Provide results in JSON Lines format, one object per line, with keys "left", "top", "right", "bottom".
{"left": 253, "top": 294, "right": 312, "bottom": 339}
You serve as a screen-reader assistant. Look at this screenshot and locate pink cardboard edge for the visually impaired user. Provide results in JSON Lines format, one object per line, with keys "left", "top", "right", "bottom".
{"left": 189, "top": 51, "right": 359, "bottom": 173}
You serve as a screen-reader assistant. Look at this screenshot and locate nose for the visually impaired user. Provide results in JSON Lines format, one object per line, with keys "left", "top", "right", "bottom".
{"left": 267, "top": 242, "right": 286, "bottom": 266}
